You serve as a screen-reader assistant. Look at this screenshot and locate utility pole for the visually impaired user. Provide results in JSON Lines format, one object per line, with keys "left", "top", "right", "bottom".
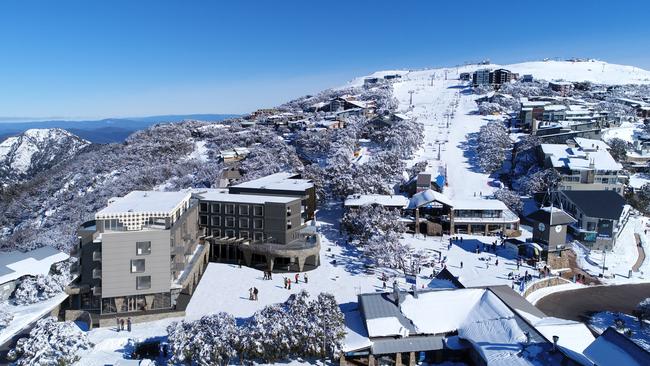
{"left": 430, "top": 74, "right": 435, "bottom": 86}
{"left": 602, "top": 246, "right": 608, "bottom": 276}
{"left": 408, "top": 90, "right": 415, "bottom": 106}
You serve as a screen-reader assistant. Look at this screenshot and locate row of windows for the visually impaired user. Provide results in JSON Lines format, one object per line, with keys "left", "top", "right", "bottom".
{"left": 200, "top": 216, "right": 264, "bottom": 229}
{"left": 199, "top": 202, "right": 264, "bottom": 216}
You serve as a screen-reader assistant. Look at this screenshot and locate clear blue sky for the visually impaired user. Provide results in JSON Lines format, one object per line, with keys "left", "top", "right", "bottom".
{"left": 0, "top": 0, "right": 648, "bottom": 119}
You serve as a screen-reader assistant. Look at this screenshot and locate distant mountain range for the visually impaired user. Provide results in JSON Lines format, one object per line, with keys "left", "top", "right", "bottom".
{"left": 0, "top": 114, "right": 239, "bottom": 143}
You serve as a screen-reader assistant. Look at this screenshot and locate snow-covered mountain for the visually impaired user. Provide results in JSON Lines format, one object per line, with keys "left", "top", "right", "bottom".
{"left": 351, "top": 60, "right": 650, "bottom": 86}
{"left": 0, "top": 128, "right": 90, "bottom": 185}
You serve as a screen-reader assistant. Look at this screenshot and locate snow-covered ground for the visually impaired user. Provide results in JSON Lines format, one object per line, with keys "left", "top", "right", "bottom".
{"left": 573, "top": 215, "right": 650, "bottom": 284}
{"left": 0, "top": 293, "right": 68, "bottom": 346}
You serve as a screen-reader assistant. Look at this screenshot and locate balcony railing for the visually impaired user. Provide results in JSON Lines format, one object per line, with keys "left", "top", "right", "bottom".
{"left": 92, "top": 251, "right": 102, "bottom": 261}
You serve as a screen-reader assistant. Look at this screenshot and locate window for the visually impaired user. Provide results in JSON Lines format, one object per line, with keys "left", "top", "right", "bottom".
{"left": 253, "top": 205, "right": 264, "bottom": 216}
{"left": 240, "top": 231, "right": 249, "bottom": 239}
{"left": 239, "top": 205, "right": 249, "bottom": 215}
{"left": 136, "top": 241, "right": 151, "bottom": 255}
{"left": 287, "top": 219, "right": 292, "bottom": 229}
{"left": 286, "top": 207, "right": 292, "bottom": 216}
{"left": 211, "top": 203, "right": 221, "bottom": 214}
{"left": 253, "top": 218, "right": 263, "bottom": 229}
{"left": 239, "top": 218, "right": 249, "bottom": 228}
{"left": 211, "top": 216, "right": 221, "bottom": 226}
{"left": 213, "top": 228, "right": 221, "bottom": 238}
{"left": 136, "top": 276, "right": 151, "bottom": 290}
{"left": 254, "top": 232, "right": 264, "bottom": 241}
{"left": 225, "top": 230, "right": 235, "bottom": 238}
{"left": 200, "top": 215, "right": 208, "bottom": 225}
{"left": 225, "top": 204, "right": 235, "bottom": 215}
{"left": 131, "top": 259, "right": 145, "bottom": 273}
{"left": 199, "top": 203, "right": 208, "bottom": 212}
{"left": 225, "top": 217, "right": 235, "bottom": 227}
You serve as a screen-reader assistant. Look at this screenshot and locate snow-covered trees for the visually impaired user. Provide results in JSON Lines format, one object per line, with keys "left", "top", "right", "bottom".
{"left": 342, "top": 205, "right": 410, "bottom": 269}
{"left": 494, "top": 189, "right": 523, "bottom": 214}
{"left": 167, "top": 291, "right": 345, "bottom": 364}
{"left": 477, "top": 102, "right": 503, "bottom": 115}
{"left": 7, "top": 317, "right": 92, "bottom": 365}
{"left": 476, "top": 121, "right": 512, "bottom": 174}
{"left": 167, "top": 312, "right": 240, "bottom": 366}
{"left": 607, "top": 138, "right": 631, "bottom": 162}
{"left": 518, "top": 168, "right": 561, "bottom": 195}
{"left": 636, "top": 298, "right": 650, "bottom": 325}
{"left": 12, "top": 260, "right": 72, "bottom": 305}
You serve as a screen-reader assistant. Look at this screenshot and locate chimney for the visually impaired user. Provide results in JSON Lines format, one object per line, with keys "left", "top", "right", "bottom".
{"left": 552, "top": 335, "right": 559, "bottom": 352}
{"left": 392, "top": 281, "right": 400, "bottom": 306}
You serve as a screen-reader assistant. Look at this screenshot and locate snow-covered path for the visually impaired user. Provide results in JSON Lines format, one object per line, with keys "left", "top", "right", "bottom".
{"left": 394, "top": 69, "right": 498, "bottom": 199}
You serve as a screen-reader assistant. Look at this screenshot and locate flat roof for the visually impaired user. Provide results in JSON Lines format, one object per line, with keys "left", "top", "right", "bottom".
{"left": 96, "top": 191, "right": 191, "bottom": 216}
{"left": 453, "top": 199, "right": 508, "bottom": 211}
{"left": 231, "top": 172, "right": 313, "bottom": 192}
{"left": 540, "top": 144, "right": 622, "bottom": 171}
{"left": 0, "top": 246, "right": 69, "bottom": 284}
{"left": 195, "top": 191, "right": 298, "bottom": 204}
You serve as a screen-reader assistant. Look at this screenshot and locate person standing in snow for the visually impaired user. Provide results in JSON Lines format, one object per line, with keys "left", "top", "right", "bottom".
{"left": 116, "top": 317, "right": 120, "bottom": 332}
{"left": 304, "top": 273, "right": 308, "bottom": 283}
{"left": 295, "top": 273, "right": 299, "bottom": 284}
{"left": 127, "top": 317, "right": 132, "bottom": 332}
{"left": 383, "top": 281, "right": 387, "bottom": 289}
{"left": 249, "top": 288, "right": 254, "bottom": 300}
{"left": 460, "top": 261, "right": 463, "bottom": 269}
{"left": 253, "top": 287, "right": 259, "bottom": 300}
{"left": 283, "top": 277, "right": 288, "bottom": 289}
{"left": 495, "top": 259, "right": 499, "bottom": 266}
{"left": 120, "top": 318, "right": 125, "bottom": 331}
{"left": 287, "top": 278, "right": 292, "bottom": 290}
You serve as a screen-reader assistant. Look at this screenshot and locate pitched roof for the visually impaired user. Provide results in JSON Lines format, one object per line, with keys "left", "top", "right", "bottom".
{"left": 527, "top": 207, "right": 577, "bottom": 225}
{"left": 560, "top": 190, "right": 626, "bottom": 220}
{"left": 584, "top": 327, "right": 650, "bottom": 366}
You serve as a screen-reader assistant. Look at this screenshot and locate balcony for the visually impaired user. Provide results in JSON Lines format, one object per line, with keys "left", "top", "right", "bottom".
{"left": 92, "top": 286, "right": 102, "bottom": 296}
{"left": 92, "top": 268, "right": 102, "bottom": 279}
{"left": 92, "top": 251, "right": 102, "bottom": 261}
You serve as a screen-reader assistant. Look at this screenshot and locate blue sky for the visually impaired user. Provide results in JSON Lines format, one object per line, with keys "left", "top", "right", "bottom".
{"left": 0, "top": 0, "right": 648, "bottom": 119}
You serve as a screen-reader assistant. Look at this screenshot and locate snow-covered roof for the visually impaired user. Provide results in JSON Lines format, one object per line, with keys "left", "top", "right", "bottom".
{"left": 584, "top": 327, "right": 650, "bottom": 366}
{"left": 0, "top": 246, "right": 69, "bottom": 284}
{"left": 342, "top": 310, "right": 372, "bottom": 353}
{"left": 540, "top": 143, "right": 623, "bottom": 171}
{"left": 530, "top": 317, "right": 595, "bottom": 355}
{"left": 231, "top": 172, "right": 313, "bottom": 192}
{"left": 407, "top": 189, "right": 453, "bottom": 209}
{"left": 96, "top": 191, "right": 192, "bottom": 216}
{"left": 195, "top": 191, "right": 298, "bottom": 204}
{"left": 574, "top": 137, "right": 610, "bottom": 152}
{"left": 544, "top": 105, "right": 567, "bottom": 112}
{"left": 453, "top": 198, "right": 508, "bottom": 211}
{"left": 344, "top": 194, "right": 409, "bottom": 208}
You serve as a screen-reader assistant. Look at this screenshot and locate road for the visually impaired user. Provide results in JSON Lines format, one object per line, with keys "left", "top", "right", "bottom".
{"left": 536, "top": 283, "right": 650, "bottom": 321}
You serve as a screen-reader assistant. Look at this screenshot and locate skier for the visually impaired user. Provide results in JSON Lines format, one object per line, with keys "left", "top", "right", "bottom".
{"left": 495, "top": 259, "right": 499, "bottom": 266}
{"left": 284, "top": 277, "right": 288, "bottom": 289}
{"left": 253, "top": 287, "right": 259, "bottom": 301}
{"left": 460, "top": 261, "right": 463, "bottom": 269}
{"left": 304, "top": 273, "right": 308, "bottom": 283}
{"left": 249, "top": 288, "right": 254, "bottom": 300}
{"left": 127, "top": 317, "right": 132, "bottom": 332}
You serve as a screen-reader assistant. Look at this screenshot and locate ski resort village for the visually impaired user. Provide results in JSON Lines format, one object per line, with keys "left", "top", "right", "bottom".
{"left": 4, "top": 59, "right": 650, "bottom": 366}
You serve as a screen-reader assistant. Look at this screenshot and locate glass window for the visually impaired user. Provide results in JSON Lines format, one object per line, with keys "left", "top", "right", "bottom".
{"left": 211, "top": 216, "right": 221, "bottom": 226}
{"left": 136, "top": 241, "right": 151, "bottom": 256}
{"left": 199, "top": 203, "right": 208, "bottom": 212}
{"left": 131, "top": 259, "right": 145, "bottom": 273}
{"left": 225, "top": 230, "right": 235, "bottom": 238}
{"left": 240, "top": 231, "right": 249, "bottom": 239}
{"left": 253, "top": 205, "right": 264, "bottom": 216}
{"left": 225, "top": 204, "right": 235, "bottom": 215}
{"left": 254, "top": 218, "right": 263, "bottom": 229}
{"left": 136, "top": 276, "right": 151, "bottom": 290}
{"left": 287, "top": 219, "right": 292, "bottom": 229}
{"left": 239, "top": 218, "right": 249, "bottom": 228}
{"left": 239, "top": 205, "right": 249, "bottom": 215}
{"left": 200, "top": 215, "right": 208, "bottom": 225}
{"left": 254, "top": 232, "right": 264, "bottom": 241}
{"left": 213, "top": 228, "right": 221, "bottom": 237}
{"left": 225, "top": 217, "right": 235, "bottom": 227}
{"left": 211, "top": 203, "right": 221, "bottom": 214}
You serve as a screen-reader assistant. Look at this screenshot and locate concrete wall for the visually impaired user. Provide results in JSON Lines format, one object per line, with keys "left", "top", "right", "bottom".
{"left": 101, "top": 230, "right": 171, "bottom": 298}
{"left": 264, "top": 200, "right": 302, "bottom": 244}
